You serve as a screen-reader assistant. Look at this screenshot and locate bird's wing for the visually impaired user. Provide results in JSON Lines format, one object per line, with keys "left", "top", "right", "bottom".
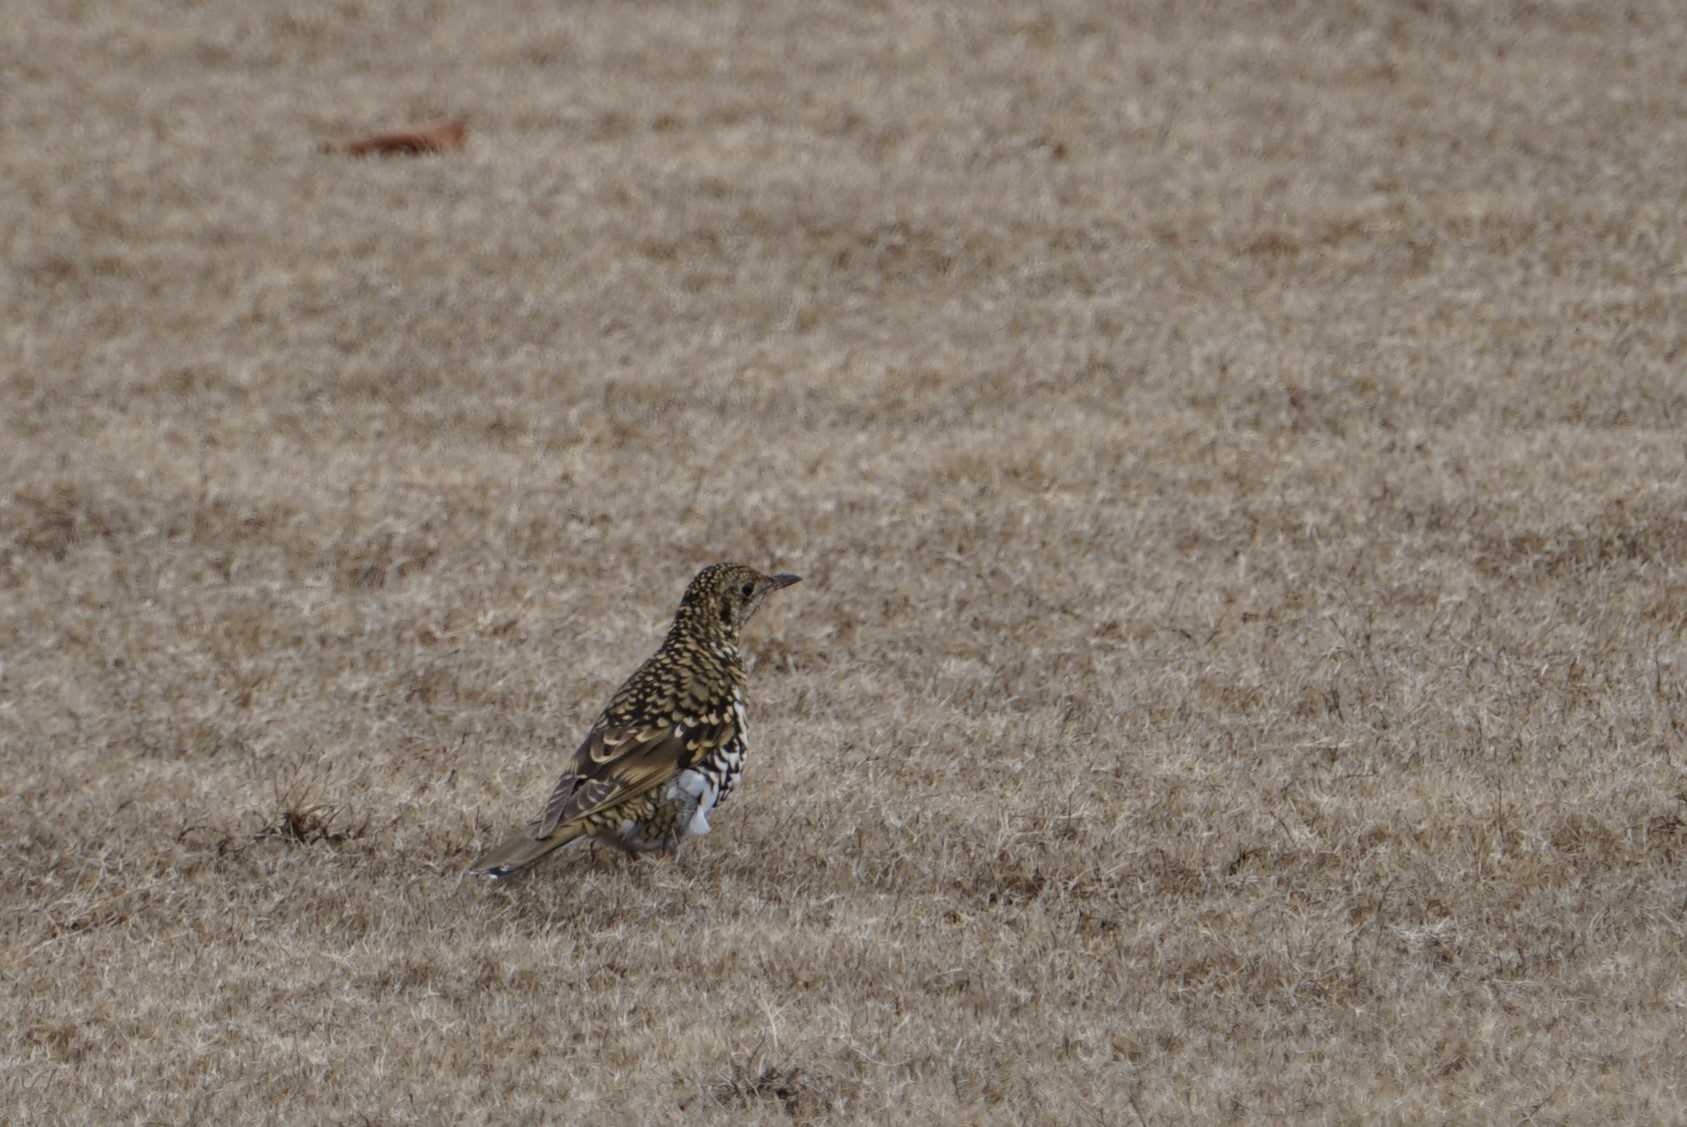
{"left": 528, "top": 707, "right": 737, "bottom": 838}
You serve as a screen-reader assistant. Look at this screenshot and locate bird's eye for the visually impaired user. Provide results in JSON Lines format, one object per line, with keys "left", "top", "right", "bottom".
{"left": 740, "top": 582, "right": 755, "bottom": 598}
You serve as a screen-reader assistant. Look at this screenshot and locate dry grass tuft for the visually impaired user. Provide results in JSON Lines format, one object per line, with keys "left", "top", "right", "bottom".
{"left": 249, "top": 780, "right": 374, "bottom": 849}
{"left": 713, "top": 1058, "right": 834, "bottom": 1120}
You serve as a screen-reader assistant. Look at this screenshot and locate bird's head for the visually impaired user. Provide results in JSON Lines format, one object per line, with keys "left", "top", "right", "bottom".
{"left": 678, "top": 562, "right": 801, "bottom": 637}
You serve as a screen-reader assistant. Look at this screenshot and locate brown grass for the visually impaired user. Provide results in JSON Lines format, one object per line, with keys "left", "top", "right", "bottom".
{"left": 5, "top": 0, "right": 1687, "bottom": 1122}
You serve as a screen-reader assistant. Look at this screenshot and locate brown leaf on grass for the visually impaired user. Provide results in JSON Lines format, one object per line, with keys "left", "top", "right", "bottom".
{"left": 324, "top": 118, "right": 467, "bottom": 157}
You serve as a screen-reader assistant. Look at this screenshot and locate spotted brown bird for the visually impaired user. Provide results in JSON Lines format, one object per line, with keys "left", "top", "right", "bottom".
{"left": 469, "top": 563, "right": 801, "bottom": 878}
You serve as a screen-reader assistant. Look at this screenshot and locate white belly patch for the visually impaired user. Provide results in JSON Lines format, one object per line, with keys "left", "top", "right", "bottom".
{"left": 673, "top": 768, "right": 719, "bottom": 837}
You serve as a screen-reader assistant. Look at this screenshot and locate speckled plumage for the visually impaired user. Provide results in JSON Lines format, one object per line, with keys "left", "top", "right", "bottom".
{"left": 469, "top": 563, "right": 800, "bottom": 879}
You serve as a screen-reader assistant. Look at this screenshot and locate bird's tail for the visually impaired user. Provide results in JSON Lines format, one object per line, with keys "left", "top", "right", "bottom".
{"left": 468, "top": 822, "right": 588, "bottom": 879}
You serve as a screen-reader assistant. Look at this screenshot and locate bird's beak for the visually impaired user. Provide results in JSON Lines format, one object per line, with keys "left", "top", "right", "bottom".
{"left": 769, "top": 573, "right": 802, "bottom": 590}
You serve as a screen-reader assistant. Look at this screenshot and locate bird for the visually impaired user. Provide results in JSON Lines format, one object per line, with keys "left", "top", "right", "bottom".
{"left": 468, "top": 562, "right": 801, "bottom": 879}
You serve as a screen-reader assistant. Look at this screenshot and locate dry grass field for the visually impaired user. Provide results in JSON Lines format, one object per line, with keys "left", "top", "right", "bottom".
{"left": 5, "top": 0, "right": 1687, "bottom": 1122}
